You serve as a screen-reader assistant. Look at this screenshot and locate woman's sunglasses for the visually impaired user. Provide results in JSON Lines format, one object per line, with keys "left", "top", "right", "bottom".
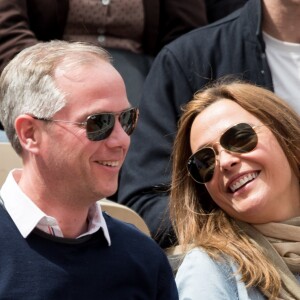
{"left": 33, "top": 107, "right": 139, "bottom": 141}
{"left": 187, "top": 123, "right": 262, "bottom": 184}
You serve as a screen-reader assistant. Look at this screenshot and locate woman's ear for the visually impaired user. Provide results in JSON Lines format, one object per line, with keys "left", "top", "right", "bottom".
{"left": 14, "top": 115, "right": 41, "bottom": 154}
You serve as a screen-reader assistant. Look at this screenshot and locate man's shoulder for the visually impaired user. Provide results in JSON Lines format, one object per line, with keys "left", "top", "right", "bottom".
{"left": 103, "top": 212, "right": 160, "bottom": 248}
{"left": 165, "top": 6, "right": 244, "bottom": 53}
{"left": 150, "top": 0, "right": 260, "bottom": 85}
{"left": 0, "top": 202, "right": 14, "bottom": 229}
{"left": 102, "top": 212, "right": 171, "bottom": 270}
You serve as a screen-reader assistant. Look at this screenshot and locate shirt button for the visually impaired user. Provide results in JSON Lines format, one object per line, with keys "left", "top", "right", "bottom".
{"left": 98, "top": 35, "right": 106, "bottom": 44}
{"left": 102, "top": 0, "right": 110, "bottom": 5}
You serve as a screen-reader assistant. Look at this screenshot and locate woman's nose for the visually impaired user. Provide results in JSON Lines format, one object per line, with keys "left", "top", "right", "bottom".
{"left": 216, "top": 148, "right": 240, "bottom": 171}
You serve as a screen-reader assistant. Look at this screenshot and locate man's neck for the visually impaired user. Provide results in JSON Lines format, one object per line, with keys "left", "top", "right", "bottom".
{"left": 18, "top": 170, "right": 92, "bottom": 239}
{"left": 34, "top": 196, "right": 90, "bottom": 238}
{"left": 50, "top": 208, "right": 90, "bottom": 238}
{"left": 262, "top": 0, "right": 300, "bottom": 43}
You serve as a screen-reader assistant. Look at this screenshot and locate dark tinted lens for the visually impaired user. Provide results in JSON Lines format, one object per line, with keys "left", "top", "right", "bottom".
{"left": 220, "top": 123, "right": 257, "bottom": 153}
{"left": 187, "top": 147, "right": 216, "bottom": 183}
{"left": 86, "top": 113, "right": 114, "bottom": 141}
{"left": 119, "top": 108, "right": 138, "bottom": 135}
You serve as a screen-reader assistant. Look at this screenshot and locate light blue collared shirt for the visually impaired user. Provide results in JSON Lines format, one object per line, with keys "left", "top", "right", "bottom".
{"left": 176, "top": 248, "right": 266, "bottom": 300}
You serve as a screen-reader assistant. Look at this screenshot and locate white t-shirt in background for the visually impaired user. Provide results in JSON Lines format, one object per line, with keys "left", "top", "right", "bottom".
{"left": 263, "top": 31, "right": 300, "bottom": 114}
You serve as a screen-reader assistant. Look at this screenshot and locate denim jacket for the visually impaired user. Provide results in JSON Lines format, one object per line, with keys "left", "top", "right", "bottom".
{"left": 176, "top": 248, "right": 266, "bottom": 299}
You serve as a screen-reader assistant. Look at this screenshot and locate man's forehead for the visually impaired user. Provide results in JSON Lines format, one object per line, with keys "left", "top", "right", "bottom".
{"left": 54, "top": 58, "right": 109, "bottom": 81}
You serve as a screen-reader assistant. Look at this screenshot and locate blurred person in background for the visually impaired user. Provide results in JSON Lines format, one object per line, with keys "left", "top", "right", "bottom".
{"left": 0, "top": 0, "right": 249, "bottom": 131}
{"left": 0, "top": 0, "right": 209, "bottom": 109}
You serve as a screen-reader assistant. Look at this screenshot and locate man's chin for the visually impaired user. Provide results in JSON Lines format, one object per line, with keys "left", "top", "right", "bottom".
{"left": 99, "top": 184, "right": 118, "bottom": 199}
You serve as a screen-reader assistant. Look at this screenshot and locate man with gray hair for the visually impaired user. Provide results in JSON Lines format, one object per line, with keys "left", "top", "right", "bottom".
{"left": 0, "top": 40, "right": 178, "bottom": 299}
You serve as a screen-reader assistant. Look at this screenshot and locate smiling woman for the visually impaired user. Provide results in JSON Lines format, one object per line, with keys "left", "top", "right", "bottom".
{"left": 170, "top": 80, "right": 300, "bottom": 299}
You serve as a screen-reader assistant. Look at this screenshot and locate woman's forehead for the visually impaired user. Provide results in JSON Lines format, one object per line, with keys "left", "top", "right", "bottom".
{"left": 190, "top": 100, "right": 260, "bottom": 149}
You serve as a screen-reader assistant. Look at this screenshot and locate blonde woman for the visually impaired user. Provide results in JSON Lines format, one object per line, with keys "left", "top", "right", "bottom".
{"left": 171, "top": 81, "right": 300, "bottom": 299}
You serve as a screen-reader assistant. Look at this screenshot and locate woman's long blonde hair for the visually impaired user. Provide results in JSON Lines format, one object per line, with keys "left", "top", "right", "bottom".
{"left": 170, "top": 80, "right": 300, "bottom": 297}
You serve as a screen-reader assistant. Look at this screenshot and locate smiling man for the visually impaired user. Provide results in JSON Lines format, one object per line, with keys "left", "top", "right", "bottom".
{"left": 0, "top": 41, "right": 178, "bottom": 299}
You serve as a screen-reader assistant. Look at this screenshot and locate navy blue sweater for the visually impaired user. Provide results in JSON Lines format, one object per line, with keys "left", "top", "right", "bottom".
{"left": 0, "top": 205, "right": 178, "bottom": 299}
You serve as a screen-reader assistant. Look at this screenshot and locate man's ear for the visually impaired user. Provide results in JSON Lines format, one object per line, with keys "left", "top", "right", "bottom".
{"left": 15, "top": 115, "right": 42, "bottom": 154}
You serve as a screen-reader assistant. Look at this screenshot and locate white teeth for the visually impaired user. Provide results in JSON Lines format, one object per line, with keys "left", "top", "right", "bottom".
{"left": 229, "top": 172, "right": 258, "bottom": 192}
{"left": 100, "top": 161, "right": 119, "bottom": 167}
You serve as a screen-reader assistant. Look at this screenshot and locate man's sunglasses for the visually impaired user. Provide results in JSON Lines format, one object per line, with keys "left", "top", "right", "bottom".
{"left": 187, "top": 123, "right": 263, "bottom": 184}
{"left": 33, "top": 107, "right": 139, "bottom": 141}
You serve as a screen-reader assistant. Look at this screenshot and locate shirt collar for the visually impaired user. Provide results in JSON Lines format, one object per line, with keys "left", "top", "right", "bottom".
{"left": 0, "top": 170, "right": 111, "bottom": 245}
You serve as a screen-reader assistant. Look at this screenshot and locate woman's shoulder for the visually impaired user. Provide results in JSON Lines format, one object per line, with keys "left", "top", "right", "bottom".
{"left": 175, "top": 247, "right": 265, "bottom": 300}
{"left": 178, "top": 247, "right": 233, "bottom": 279}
